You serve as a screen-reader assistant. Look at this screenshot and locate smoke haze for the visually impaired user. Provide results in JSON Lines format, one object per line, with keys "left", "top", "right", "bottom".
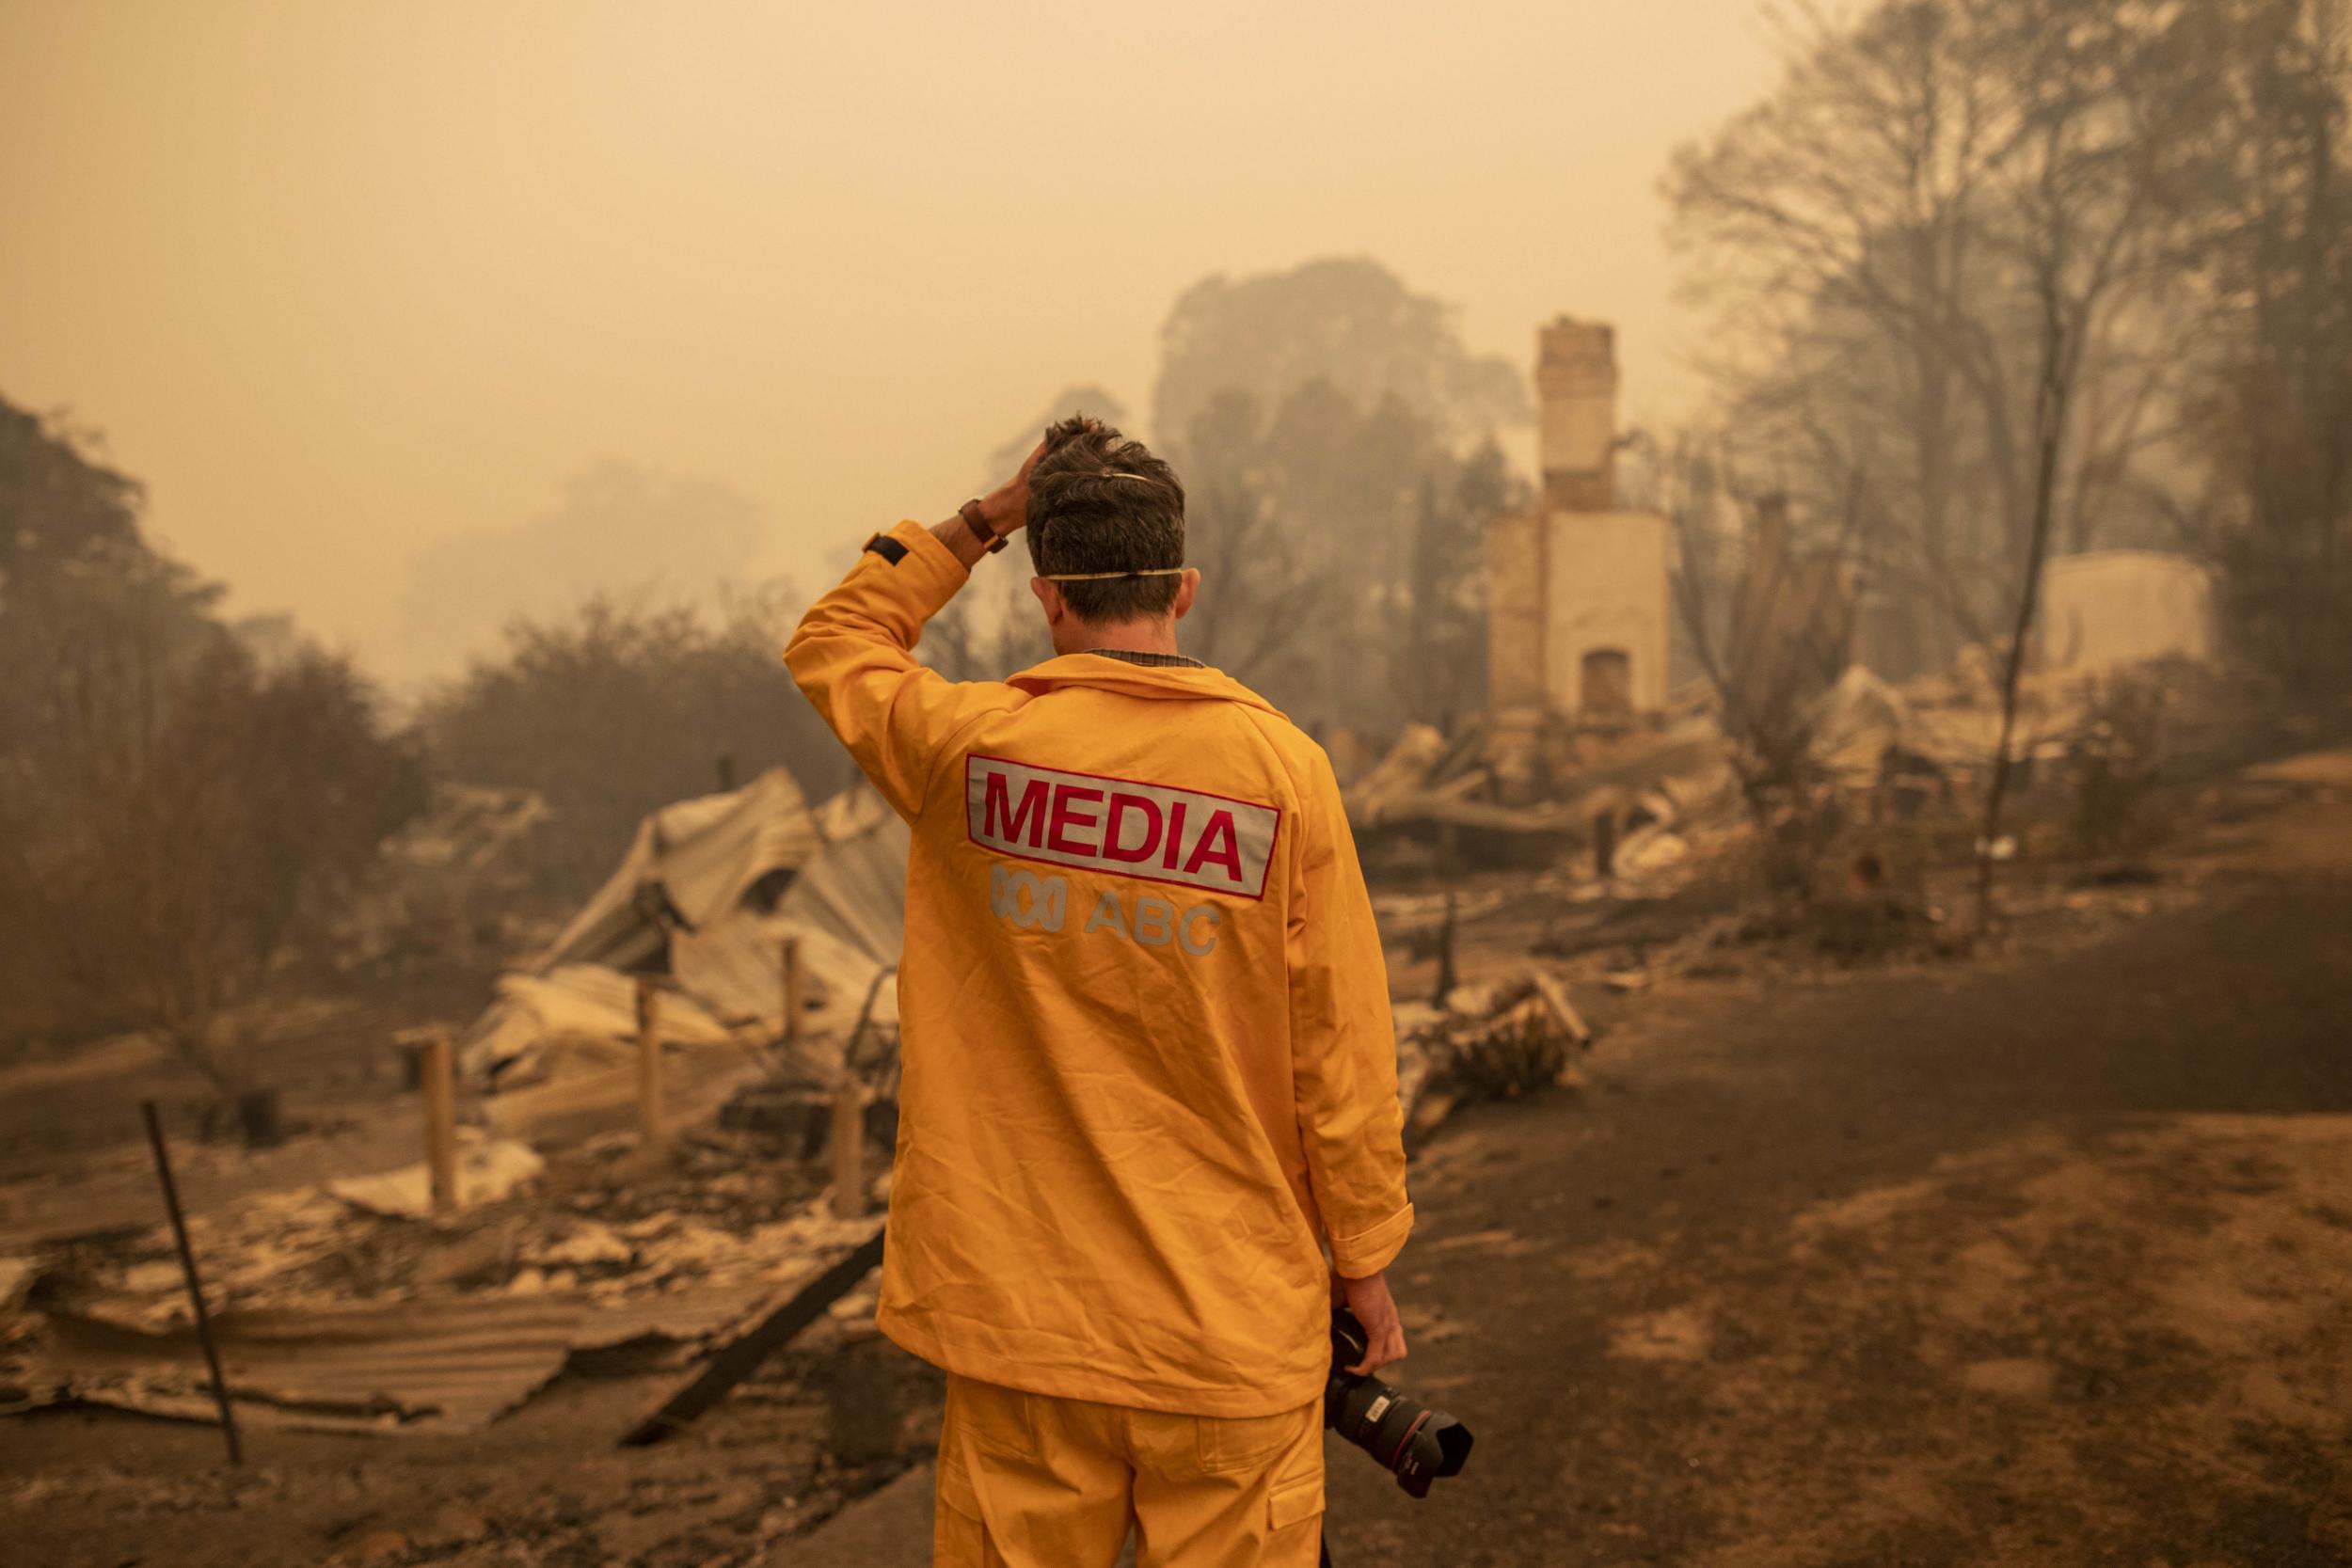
{"left": 0, "top": 0, "right": 1776, "bottom": 679}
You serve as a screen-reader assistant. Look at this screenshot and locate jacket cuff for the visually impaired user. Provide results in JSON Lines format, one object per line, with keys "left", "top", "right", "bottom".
{"left": 1328, "top": 1201, "right": 1414, "bottom": 1278}
{"left": 887, "top": 517, "right": 971, "bottom": 602}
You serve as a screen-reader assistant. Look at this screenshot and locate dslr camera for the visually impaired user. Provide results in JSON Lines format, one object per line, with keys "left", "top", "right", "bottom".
{"left": 1325, "top": 1307, "right": 1473, "bottom": 1497}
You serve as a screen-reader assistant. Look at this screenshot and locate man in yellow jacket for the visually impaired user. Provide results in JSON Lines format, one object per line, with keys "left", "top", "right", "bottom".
{"left": 786, "top": 416, "right": 1412, "bottom": 1567}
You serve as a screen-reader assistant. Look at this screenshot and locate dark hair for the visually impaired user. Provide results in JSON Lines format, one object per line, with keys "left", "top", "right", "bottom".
{"left": 1025, "top": 415, "right": 1186, "bottom": 623}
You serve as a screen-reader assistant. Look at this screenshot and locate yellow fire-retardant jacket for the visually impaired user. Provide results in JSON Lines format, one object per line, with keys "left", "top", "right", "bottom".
{"left": 785, "top": 519, "right": 1412, "bottom": 1418}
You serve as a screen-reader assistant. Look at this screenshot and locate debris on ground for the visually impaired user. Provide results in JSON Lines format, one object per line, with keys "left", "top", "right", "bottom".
{"left": 1344, "top": 707, "right": 1739, "bottom": 872}
{"left": 0, "top": 773, "right": 921, "bottom": 1439}
{"left": 1393, "top": 967, "right": 1596, "bottom": 1141}
{"left": 0, "top": 1121, "right": 887, "bottom": 1435}
{"left": 326, "top": 1132, "right": 545, "bottom": 1219}
{"left": 622, "top": 1228, "right": 886, "bottom": 1446}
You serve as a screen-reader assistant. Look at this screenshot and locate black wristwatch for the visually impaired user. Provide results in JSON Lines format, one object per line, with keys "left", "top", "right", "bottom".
{"left": 960, "top": 499, "right": 1008, "bottom": 554}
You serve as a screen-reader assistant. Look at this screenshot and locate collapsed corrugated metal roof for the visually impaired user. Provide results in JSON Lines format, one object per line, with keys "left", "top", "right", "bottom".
{"left": 537, "top": 768, "right": 823, "bottom": 975}
{"left": 462, "top": 773, "right": 909, "bottom": 1111}
{"left": 8, "top": 1203, "right": 889, "bottom": 1436}
{"left": 28, "top": 1293, "right": 588, "bottom": 1433}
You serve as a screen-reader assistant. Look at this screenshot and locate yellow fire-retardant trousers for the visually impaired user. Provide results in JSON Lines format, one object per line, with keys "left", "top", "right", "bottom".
{"left": 934, "top": 1373, "right": 1327, "bottom": 1567}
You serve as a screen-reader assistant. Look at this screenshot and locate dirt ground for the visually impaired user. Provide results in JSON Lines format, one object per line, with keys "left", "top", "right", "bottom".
{"left": 4, "top": 757, "right": 2349, "bottom": 1567}
{"left": 0, "top": 1290, "right": 943, "bottom": 1568}
{"left": 1323, "top": 765, "right": 2352, "bottom": 1566}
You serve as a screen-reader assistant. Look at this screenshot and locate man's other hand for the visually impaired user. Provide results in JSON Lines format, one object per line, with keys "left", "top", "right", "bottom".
{"left": 1335, "top": 1269, "right": 1407, "bottom": 1376}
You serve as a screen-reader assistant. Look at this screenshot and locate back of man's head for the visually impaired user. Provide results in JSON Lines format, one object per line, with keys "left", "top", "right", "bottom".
{"left": 1025, "top": 416, "right": 1186, "bottom": 625}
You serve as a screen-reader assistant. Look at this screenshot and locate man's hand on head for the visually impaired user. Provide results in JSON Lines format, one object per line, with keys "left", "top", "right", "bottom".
{"left": 979, "top": 436, "right": 1051, "bottom": 535}
{"left": 930, "top": 435, "right": 1050, "bottom": 569}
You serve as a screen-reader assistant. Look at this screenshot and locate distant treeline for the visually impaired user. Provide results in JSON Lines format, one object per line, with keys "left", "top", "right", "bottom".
{"left": 1657, "top": 0, "right": 2351, "bottom": 696}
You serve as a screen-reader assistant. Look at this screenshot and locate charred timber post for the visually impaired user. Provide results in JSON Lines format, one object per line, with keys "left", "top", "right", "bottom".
{"left": 782, "top": 936, "right": 803, "bottom": 1045}
{"left": 635, "top": 977, "right": 667, "bottom": 1155}
{"left": 1432, "top": 892, "right": 1459, "bottom": 1005}
{"left": 423, "top": 1026, "right": 458, "bottom": 1214}
{"left": 139, "top": 1100, "right": 243, "bottom": 1465}
{"left": 830, "top": 1070, "right": 866, "bottom": 1219}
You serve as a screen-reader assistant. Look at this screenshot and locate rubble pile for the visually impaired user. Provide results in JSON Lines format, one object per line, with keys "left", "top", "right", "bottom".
{"left": 1343, "top": 706, "right": 1740, "bottom": 871}
{"left": 1343, "top": 650, "right": 2258, "bottom": 896}
{"left": 0, "top": 1129, "right": 882, "bottom": 1434}
{"left": 1391, "top": 968, "right": 1593, "bottom": 1139}
{"left": 0, "top": 777, "right": 914, "bottom": 1444}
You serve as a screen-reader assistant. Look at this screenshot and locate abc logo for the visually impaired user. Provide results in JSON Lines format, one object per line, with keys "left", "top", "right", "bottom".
{"left": 990, "top": 864, "right": 1068, "bottom": 931}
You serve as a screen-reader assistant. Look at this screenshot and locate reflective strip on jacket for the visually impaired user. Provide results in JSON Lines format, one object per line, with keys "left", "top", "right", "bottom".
{"left": 786, "top": 518, "right": 1412, "bottom": 1418}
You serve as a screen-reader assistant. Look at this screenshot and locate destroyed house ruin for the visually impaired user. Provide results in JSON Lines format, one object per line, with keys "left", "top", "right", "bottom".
{"left": 1485, "top": 318, "right": 1672, "bottom": 724}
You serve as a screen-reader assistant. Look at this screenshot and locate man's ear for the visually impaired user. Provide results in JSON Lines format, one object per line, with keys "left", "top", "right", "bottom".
{"left": 1171, "top": 568, "right": 1201, "bottom": 622}
{"left": 1030, "top": 578, "right": 1065, "bottom": 626}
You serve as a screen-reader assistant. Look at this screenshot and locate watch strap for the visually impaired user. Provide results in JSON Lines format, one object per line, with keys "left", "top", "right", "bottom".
{"left": 960, "top": 499, "right": 1008, "bottom": 554}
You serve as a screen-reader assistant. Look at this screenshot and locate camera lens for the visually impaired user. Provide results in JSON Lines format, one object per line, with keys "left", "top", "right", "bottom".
{"left": 1327, "top": 1375, "right": 1471, "bottom": 1497}
{"left": 1325, "top": 1309, "right": 1474, "bottom": 1498}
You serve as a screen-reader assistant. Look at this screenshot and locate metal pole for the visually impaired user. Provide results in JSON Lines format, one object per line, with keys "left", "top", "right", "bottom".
{"left": 139, "top": 1101, "right": 243, "bottom": 1465}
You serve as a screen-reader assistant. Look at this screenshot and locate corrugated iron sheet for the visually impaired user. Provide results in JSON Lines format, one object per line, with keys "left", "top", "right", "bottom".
{"left": 35, "top": 1294, "right": 587, "bottom": 1433}
{"left": 13, "top": 1221, "right": 888, "bottom": 1436}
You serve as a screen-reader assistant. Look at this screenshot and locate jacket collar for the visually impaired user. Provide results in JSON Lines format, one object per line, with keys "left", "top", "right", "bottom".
{"left": 1005, "top": 652, "right": 1285, "bottom": 716}
{"left": 1081, "top": 647, "right": 1208, "bottom": 671}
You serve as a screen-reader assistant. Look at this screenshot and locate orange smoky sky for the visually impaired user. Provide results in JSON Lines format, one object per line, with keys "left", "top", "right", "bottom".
{"left": 0, "top": 1, "right": 1778, "bottom": 685}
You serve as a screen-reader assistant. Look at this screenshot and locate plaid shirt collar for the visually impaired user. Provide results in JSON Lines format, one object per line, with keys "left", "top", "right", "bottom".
{"left": 1082, "top": 647, "right": 1207, "bottom": 670}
